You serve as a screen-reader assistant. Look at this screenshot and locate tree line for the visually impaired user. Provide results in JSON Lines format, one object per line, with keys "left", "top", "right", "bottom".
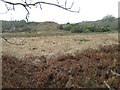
{"left": 1, "top": 15, "right": 118, "bottom": 33}
{"left": 58, "top": 15, "right": 118, "bottom": 33}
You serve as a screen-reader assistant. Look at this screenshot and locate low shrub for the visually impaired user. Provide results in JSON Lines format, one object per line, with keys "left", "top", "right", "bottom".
{"left": 71, "top": 26, "right": 80, "bottom": 33}
{"left": 2, "top": 44, "right": 120, "bottom": 88}
{"left": 83, "top": 29, "right": 91, "bottom": 33}
{"left": 60, "top": 24, "right": 111, "bottom": 33}
{"left": 57, "top": 25, "right": 63, "bottom": 29}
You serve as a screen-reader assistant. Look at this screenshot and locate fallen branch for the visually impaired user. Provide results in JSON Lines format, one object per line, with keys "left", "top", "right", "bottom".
{"left": 103, "top": 81, "right": 116, "bottom": 90}
{"left": 103, "top": 81, "right": 111, "bottom": 89}
{"left": 111, "top": 70, "right": 120, "bottom": 77}
{"left": 2, "top": 36, "right": 25, "bottom": 45}
{"left": 103, "top": 66, "right": 120, "bottom": 89}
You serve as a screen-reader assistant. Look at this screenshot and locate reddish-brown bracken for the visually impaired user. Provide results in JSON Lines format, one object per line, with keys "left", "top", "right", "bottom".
{"left": 2, "top": 44, "right": 120, "bottom": 88}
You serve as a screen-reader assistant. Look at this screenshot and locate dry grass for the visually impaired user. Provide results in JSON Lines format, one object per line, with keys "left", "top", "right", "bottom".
{"left": 2, "top": 33, "right": 118, "bottom": 59}
{"left": 2, "top": 44, "right": 120, "bottom": 88}
{"left": 2, "top": 32, "right": 119, "bottom": 88}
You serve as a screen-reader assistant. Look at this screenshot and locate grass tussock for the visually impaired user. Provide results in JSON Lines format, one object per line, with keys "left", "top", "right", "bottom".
{"left": 2, "top": 44, "right": 120, "bottom": 88}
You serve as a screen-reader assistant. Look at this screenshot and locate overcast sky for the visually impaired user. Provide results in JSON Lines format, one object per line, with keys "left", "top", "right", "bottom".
{"left": 0, "top": 0, "right": 119, "bottom": 24}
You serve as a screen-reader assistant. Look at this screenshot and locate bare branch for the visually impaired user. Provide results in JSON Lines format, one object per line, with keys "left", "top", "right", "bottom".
{"left": 0, "top": 4, "right": 11, "bottom": 14}
{"left": 0, "top": 10, "right": 9, "bottom": 14}
{"left": 25, "top": 1, "right": 31, "bottom": 9}
{"left": 56, "top": 0, "right": 59, "bottom": 4}
{"left": 69, "top": 2, "right": 74, "bottom": 9}
{"left": 24, "top": 6, "right": 30, "bottom": 22}
{"left": 111, "top": 70, "right": 120, "bottom": 76}
{"left": 2, "top": 36, "right": 25, "bottom": 45}
{"left": 103, "top": 81, "right": 116, "bottom": 90}
{"left": 5, "top": 4, "right": 9, "bottom": 10}
{"left": 1, "top": 0, "right": 80, "bottom": 12}
{"left": 12, "top": 5, "right": 15, "bottom": 11}
{"left": 103, "top": 81, "right": 111, "bottom": 89}
{"left": 103, "top": 65, "right": 120, "bottom": 90}
{"left": 65, "top": 0, "right": 67, "bottom": 8}
{"left": 39, "top": 3, "right": 42, "bottom": 10}
{"left": 1, "top": 0, "right": 80, "bottom": 21}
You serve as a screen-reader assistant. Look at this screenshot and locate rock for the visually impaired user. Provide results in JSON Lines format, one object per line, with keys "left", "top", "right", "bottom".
{"left": 33, "top": 48, "right": 37, "bottom": 50}
{"left": 30, "top": 47, "right": 37, "bottom": 50}
{"left": 32, "top": 58, "right": 46, "bottom": 65}
{"left": 47, "top": 53, "right": 57, "bottom": 60}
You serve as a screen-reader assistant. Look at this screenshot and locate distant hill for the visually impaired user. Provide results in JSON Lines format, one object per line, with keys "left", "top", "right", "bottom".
{"left": 1, "top": 15, "right": 118, "bottom": 33}
{"left": 78, "top": 17, "right": 118, "bottom": 30}
{"left": 58, "top": 15, "right": 118, "bottom": 33}
{"left": 24, "top": 21, "right": 59, "bottom": 31}
{"left": 1, "top": 20, "right": 60, "bottom": 33}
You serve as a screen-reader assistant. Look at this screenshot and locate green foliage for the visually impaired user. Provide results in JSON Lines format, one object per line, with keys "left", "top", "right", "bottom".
{"left": 59, "top": 15, "right": 116, "bottom": 33}
{"left": 78, "top": 15, "right": 118, "bottom": 30}
{"left": 59, "top": 19, "right": 112, "bottom": 33}
{"left": 69, "top": 25, "right": 110, "bottom": 33}
{"left": 67, "top": 22, "right": 70, "bottom": 24}
{"left": 100, "top": 27, "right": 110, "bottom": 32}
{"left": 63, "top": 24, "right": 74, "bottom": 31}
{"left": 2, "top": 20, "right": 38, "bottom": 32}
{"left": 71, "top": 26, "right": 80, "bottom": 33}
{"left": 102, "top": 15, "right": 115, "bottom": 22}
{"left": 118, "top": 18, "right": 120, "bottom": 32}
{"left": 86, "top": 26, "right": 95, "bottom": 32}
{"left": 57, "top": 25, "right": 63, "bottom": 29}
{"left": 1, "top": 15, "right": 117, "bottom": 33}
{"left": 83, "top": 29, "right": 91, "bottom": 33}
{"left": 27, "top": 22, "right": 39, "bottom": 25}
{"left": 80, "top": 39, "right": 90, "bottom": 42}
{"left": 20, "top": 27, "right": 32, "bottom": 32}
{"left": 13, "top": 27, "right": 37, "bottom": 33}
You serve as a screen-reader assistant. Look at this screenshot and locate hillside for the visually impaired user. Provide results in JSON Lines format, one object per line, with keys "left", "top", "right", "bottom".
{"left": 1, "top": 15, "right": 118, "bottom": 33}
{"left": 1, "top": 20, "right": 60, "bottom": 33}
{"left": 59, "top": 15, "right": 118, "bottom": 33}
{"left": 78, "top": 18, "right": 118, "bottom": 30}
{"left": 24, "top": 21, "right": 60, "bottom": 31}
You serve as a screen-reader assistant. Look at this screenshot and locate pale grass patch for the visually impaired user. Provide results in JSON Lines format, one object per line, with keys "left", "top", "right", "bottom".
{"left": 2, "top": 33, "right": 118, "bottom": 59}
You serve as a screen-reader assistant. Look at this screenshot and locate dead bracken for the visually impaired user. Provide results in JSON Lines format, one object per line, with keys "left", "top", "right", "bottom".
{"left": 2, "top": 44, "right": 120, "bottom": 88}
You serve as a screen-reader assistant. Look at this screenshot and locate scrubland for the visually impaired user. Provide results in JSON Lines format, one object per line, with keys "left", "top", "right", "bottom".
{"left": 2, "top": 32, "right": 120, "bottom": 88}
{"left": 2, "top": 33, "right": 118, "bottom": 59}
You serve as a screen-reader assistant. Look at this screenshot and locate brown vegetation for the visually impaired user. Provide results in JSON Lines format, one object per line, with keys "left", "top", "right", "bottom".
{"left": 2, "top": 44, "right": 120, "bottom": 88}
{"left": 25, "top": 21, "right": 60, "bottom": 31}
{"left": 2, "top": 33, "right": 118, "bottom": 59}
